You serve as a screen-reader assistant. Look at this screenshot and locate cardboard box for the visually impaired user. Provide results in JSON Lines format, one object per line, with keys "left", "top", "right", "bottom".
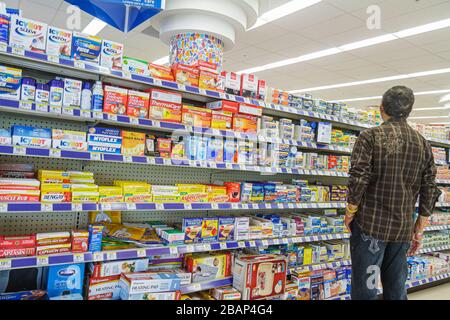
{"left": 46, "top": 264, "right": 85, "bottom": 298}
{"left": 183, "top": 218, "right": 202, "bottom": 243}
{"left": 9, "top": 16, "right": 47, "bottom": 53}
{"left": 206, "top": 100, "right": 239, "bottom": 113}
{"left": 182, "top": 105, "right": 212, "bottom": 128}
{"left": 201, "top": 217, "right": 218, "bottom": 242}
{"left": 148, "top": 63, "right": 174, "bottom": 81}
{"left": 123, "top": 56, "right": 149, "bottom": 76}
{"left": 100, "top": 39, "right": 123, "bottom": 71}
{"left": 199, "top": 70, "right": 219, "bottom": 91}
{"left": 89, "top": 259, "right": 149, "bottom": 278}
{"left": 172, "top": 64, "right": 199, "bottom": 87}
{"left": 221, "top": 71, "right": 241, "bottom": 95}
{"left": 71, "top": 32, "right": 101, "bottom": 64}
{"left": 87, "top": 275, "right": 121, "bottom": 300}
{"left": 121, "top": 131, "right": 145, "bottom": 156}
{"left": 126, "top": 90, "right": 150, "bottom": 118}
{"left": 0, "top": 65, "right": 21, "bottom": 100}
{"left": 185, "top": 252, "right": 232, "bottom": 283}
{"left": 103, "top": 86, "right": 128, "bottom": 115}
{"left": 12, "top": 125, "right": 52, "bottom": 148}
{"left": 238, "top": 103, "right": 263, "bottom": 117}
{"left": 147, "top": 89, "right": 182, "bottom": 123}
{"left": 119, "top": 272, "right": 181, "bottom": 297}
{"left": 240, "top": 74, "right": 258, "bottom": 99}
{"left": 210, "top": 110, "right": 233, "bottom": 130}
{"left": 46, "top": 26, "right": 72, "bottom": 57}
{"left": 233, "top": 113, "right": 258, "bottom": 133}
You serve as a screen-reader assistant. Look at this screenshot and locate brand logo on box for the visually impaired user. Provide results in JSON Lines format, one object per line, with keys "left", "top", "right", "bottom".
{"left": 15, "top": 19, "right": 44, "bottom": 37}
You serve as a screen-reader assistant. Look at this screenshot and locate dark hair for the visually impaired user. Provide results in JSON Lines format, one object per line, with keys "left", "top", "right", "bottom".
{"left": 382, "top": 86, "right": 415, "bottom": 119}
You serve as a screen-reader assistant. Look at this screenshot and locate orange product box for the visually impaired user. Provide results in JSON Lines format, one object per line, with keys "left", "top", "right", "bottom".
{"left": 196, "top": 60, "right": 218, "bottom": 72}
{"left": 148, "top": 63, "right": 174, "bottom": 81}
{"left": 157, "top": 138, "right": 172, "bottom": 158}
{"left": 122, "top": 131, "right": 146, "bottom": 156}
{"left": 199, "top": 70, "right": 219, "bottom": 91}
{"left": 224, "top": 182, "right": 241, "bottom": 203}
{"left": 172, "top": 64, "right": 200, "bottom": 87}
{"left": 182, "top": 105, "right": 212, "bottom": 128}
{"left": 238, "top": 103, "right": 263, "bottom": 117}
{"left": 211, "top": 110, "right": 233, "bottom": 130}
{"left": 126, "top": 90, "right": 150, "bottom": 119}
{"left": 233, "top": 113, "right": 258, "bottom": 134}
{"left": 104, "top": 86, "right": 128, "bottom": 115}
{"left": 146, "top": 88, "right": 183, "bottom": 123}
{"left": 71, "top": 230, "right": 89, "bottom": 253}
{"left": 206, "top": 100, "right": 239, "bottom": 114}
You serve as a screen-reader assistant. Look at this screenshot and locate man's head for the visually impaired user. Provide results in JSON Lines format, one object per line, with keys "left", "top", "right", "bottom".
{"left": 380, "top": 86, "right": 415, "bottom": 121}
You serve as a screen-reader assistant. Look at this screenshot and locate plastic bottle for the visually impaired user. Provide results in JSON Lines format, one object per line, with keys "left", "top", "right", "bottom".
{"left": 48, "top": 79, "right": 64, "bottom": 109}
{"left": 91, "top": 81, "right": 103, "bottom": 111}
{"left": 35, "top": 83, "right": 50, "bottom": 103}
{"left": 81, "top": 82, "right": 92, "bottom": 110}
{"left": 20, "top": 77, "right": 36, "bottom": 101}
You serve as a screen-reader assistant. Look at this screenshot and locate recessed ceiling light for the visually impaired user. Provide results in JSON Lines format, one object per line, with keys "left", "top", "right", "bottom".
{"left": 238, "top": 17, "right": 450, "bottom": 74}
{"left": 290, "top": 68, "right": 450, "bottom": 93}
{"left": 249, "top": 0, "right": 322, "bottom": 30}
{"left": 153, "top": 55, "right": 170, "bottom": 65}
{"left": 338, "top": 89, "right": 450, "bottom": 102}
{"left": 82, "top": 18, "right": 107, "bottom": 36}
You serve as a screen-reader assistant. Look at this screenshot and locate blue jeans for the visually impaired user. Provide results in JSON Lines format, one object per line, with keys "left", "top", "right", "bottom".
{"left": 350, "top": 221, "right": 410, "bottom": 300}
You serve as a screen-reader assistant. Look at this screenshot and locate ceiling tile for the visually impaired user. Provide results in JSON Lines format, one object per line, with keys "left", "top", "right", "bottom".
{"left": 296, "top": 14, "right": 365, "bottom": 39}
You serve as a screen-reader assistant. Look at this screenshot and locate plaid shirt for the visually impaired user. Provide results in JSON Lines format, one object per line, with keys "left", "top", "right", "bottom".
{"left": 348, "top": 119, "right": 441, "bottom": 242}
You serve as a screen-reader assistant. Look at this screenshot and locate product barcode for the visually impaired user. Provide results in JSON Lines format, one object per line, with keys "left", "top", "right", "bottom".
{"left": 74, "top": 61, "right": 85, "bottom": 69}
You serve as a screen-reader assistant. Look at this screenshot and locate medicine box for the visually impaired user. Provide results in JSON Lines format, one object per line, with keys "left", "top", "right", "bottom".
{"left": 121, "top": 131, "right": 145, "bottom": 156}
{"left": 100, "top": 39, "right": 123, "bottom": 71}
{"left": 87, "top": 275, "right": 121, "bottom": 300}
{"left": 123, "top": 56, "right": 149, "bottom": 76}
{"left": 0, "top": 65, "right": 22, "bottom": 100}
{"left": 103, "top": 86, "right": 128, "bottom": 115}
{"left": 62, "top": 78, "right": 82, "bottom": 107}
{"left": 0, "top": 128, "right": 11, "bottom": 145}
{"left": 218, "top": 216, "right": 235, "bottom": 241}
{"left": 9, "top": 16, "right": 47, "bottom": 53}
{"left": 72, "top": 32, "right": 101, "bottom": 64}
{"left": 119, "top": 272, "right": 181, "bottom": 297}
{"left": 0, "top": 14, "right": 10, "bottom": 45}
{"left": 240, "top": 74, "right": 258, "bottom": 99}
{"left": 201, "top": 217, "right": 218, "bottom": 242}
{"left": 46, "top": 263, "right": 85, "bottom": 298}
{"left": 147, "top": 88, "right": 183, "bottom": 123}
{"left": 46, "top": 26, "right": 72, "bottom": 57}
{"left": 89, "top": 258, "right": 149, "bottom": 278}
{"left": 12, "top": 125, "right": 52, "bottom": 148}
{"left": 172, "top": 63, "right": 199, "bottom": 87}
{"left": 183, "top": 217, "right": 202, "bottom": 243}
{"left": 127, "top": 90, "right": 150, "bottom": 118}
{"left": 221, "top": 71, "right": 241, "bottom": 96}
{"left": 148, "top": 63, "right": 174, "bottom": 81}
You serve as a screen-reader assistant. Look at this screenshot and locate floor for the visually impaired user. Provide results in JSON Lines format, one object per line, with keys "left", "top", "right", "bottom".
{"left": 409, "top": 283, "right": 450, "bottom": 300}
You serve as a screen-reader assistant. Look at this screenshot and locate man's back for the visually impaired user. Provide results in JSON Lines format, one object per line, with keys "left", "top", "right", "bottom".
{"left": 348, "top": 118, "right": 438, "bottom": 242}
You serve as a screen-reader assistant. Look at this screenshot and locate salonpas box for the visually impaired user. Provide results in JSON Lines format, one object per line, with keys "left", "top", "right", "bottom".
{"left": 119, "top": 272, "right": 181, "bottom": 298}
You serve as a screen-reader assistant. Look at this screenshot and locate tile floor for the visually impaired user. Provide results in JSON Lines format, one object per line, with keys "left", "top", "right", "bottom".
{"left": 409, "top": 283, "right": 450, "bottom": 300}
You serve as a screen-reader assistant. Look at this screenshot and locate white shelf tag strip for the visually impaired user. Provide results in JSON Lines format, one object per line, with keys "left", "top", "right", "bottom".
{"left": 0, "top": 259, "right": 12, "bottom": 270}
{"left": 73, "top": 254, "right": 84, "bottom": 263}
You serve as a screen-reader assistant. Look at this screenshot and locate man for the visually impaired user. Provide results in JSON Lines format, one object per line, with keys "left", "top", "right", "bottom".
{"left": 345, "top": 86, "right": 441, "bottom": 300}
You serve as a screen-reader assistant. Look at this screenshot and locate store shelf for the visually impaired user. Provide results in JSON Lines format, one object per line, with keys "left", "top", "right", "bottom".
{"left": 436, "top": 179, "right": 450, "bottom": 185}
{"left": 418, "top": 245, "right": 450, "bottom": 254}
{"left": 0, "top": 201, "right": 347, "bottom": 213}
{"left": 406, "top": 273, "right": 450, "bottom": 289}
{"left": 181, "top": 277, "right": 233, "bottom": 294}
{"left": 288, "top": 259, "right": 351, "bottom": 275}
{"left": 424, "top": 225, "right": 449, "bottom": 231}
{"left": 435, "top": 202, "right": 450, "bottom": 208}
{"left": 435, "top": 160, "right": 448, "bottom": 166}
{"left": 0, "top": 233, "right": 350, "bottom": 271}
{"left": 0, "top": 144, "right": 350, "bottom": 177}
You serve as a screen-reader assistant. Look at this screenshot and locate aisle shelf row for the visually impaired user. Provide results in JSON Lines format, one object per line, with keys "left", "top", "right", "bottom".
{"left": 0, "top": 144, "right": 350, "bottom": 177}
{"left": 181, "top": 277, "right": 233, "bottom": 295}
{"left": 288, "top": 259, "right": 352, "bottom": 275}
{"left": 424, "top": 225, "right": 449, "bottom": 231}
{"left": 0, "top": 201, "right": 347, "bottom": 213}
{"left": 419, "top": 245, "right": 450, "bottom": 254}
{"left": 0, "top": 101, "right": 353, "bottom": 155}
{"left": 0, "top": 233, "right": 350, "bottom": 271}
{"left": 436, "top": 179, "right": 450, "bottom": 185}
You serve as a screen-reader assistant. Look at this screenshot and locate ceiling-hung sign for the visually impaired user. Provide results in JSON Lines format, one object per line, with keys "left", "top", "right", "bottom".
{"left": 65, "top": 0, "right": 165, "bottom": 33}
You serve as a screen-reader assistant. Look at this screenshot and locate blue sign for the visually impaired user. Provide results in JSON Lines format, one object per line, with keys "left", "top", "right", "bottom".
{"left": 65, "top": 0, "right": 164, "bottom": 32}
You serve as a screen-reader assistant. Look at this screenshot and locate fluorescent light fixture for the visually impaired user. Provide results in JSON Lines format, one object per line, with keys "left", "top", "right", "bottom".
{"left": 337, "top": 89, "right": 450, "bottom": 103}
{"left": 430, "top": 122, "right": 450, "bottom": 125}
{"left": 153, "top": 55, "right": 170, "bottom": 65}
{"left": 440, "top": 93, "right": 450, "bottom": 103}
{"left": 414, "top": 105, "right": 450, "bottom": 111}
{"left": 290, "top": 68, "right": 450, "bottom": 93}
{"left": 82, "top": 18, "right": 107, "bottom": 36}
{"left": 238, "top": 17, "right": 450, "bottom": 74}
{"left": 249, "top": 0, "right": 321, "bottom": 30}
{"left": 409, "top": 116, "right": 449, "bottom": 119}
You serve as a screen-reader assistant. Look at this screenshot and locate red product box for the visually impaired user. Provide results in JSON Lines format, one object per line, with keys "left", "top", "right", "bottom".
{"left": 148, "top": 63, "right": 175, "bottom": 82}
{"left": 126, "top": 90, "right": 150, "bottom": 119}
{"left": 232, "top": 113, "right": 258, "bottom": 134}
{"left": 0, "top": 194, "right": 40, "bottom": 202}
{"left": 0, "top": 235, "right": 36, "bottom": 249}
{"left": 172, "top": 64, "right": 200, "bottom": 87}
{"left": 328, "top": 155, "right": 337, "bottom": 171}
{"left": 240, "top": 74, "right": 258, "bottom": 99}
{"left": 0, "top": 247, "right": 36, "bottom": 258}
{"left": 199, "top": 70, "right": 220, "bottom": 91}
{"left": 71, "top": 230, "right": 89, "bottom": 253}
{"left": 206, "top": 100, "right": 239, "bottom": 114}
{"left": 196, "top": 60, "right": 218, "bottom": 72}
{"left": 224, "top": 182, "right": 241, "bottom": 203}
{"left": 238, "top": 103, "right": 263, "bottom": 117}
{"left": 103, "top": 86, "right": 128, "bottom": 115}
{"left": 146, "top": 88, "right": 183, "bottom": 123}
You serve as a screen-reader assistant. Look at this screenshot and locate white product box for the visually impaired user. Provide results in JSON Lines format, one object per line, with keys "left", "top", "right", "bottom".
{"left": 100, "top": 39, "right": 123, "bottom": 71}
{"left": 46, "top": 26, "right": 72, "bottom": 57}
{"left": 119, "top": 272, "right": 181, "bottom": 297}
{"left": 234, "top": 216, "right": 249, "bottom": 240}
{"left": 9, "top": 16, "right": 47, "bottom": 53}
{"left": 87, "top": 276, "right": 121, "bottom": 300}
{"left": 240, "top": 74, "right": 258, "bottom": 99}
{"left": 63, "top": 78, "right": 82, "bottom": 107}
{"left": 222, "top": 71, "right": 241, "bottom": 96}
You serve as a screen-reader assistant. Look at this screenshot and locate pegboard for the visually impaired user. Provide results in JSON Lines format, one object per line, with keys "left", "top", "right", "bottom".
{"left": 0, "top": 212, "right": 80, "bottom": 235}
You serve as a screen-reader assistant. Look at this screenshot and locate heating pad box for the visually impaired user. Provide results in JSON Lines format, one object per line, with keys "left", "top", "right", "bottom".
{"left": 119, "top": 272, "right": 181, "bottom": 299}
{"left": 233, "top": 254, "right": 287, "bottom": 300}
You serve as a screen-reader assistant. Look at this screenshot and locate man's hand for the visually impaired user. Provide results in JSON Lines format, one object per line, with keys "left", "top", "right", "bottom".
{"left": 345, "top": 203, "right": 358, "bottom": 233}
{"left": 408, "top": 216, "right": 428, "bottom": 256}
{"left": 344, "top": 214, "right": 354, "bottom": 233}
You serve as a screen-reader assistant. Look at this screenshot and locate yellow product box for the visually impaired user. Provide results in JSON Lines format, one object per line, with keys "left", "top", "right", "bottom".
{"left": 38, "top": 170, "right": 70, "bottom": 184}
{"left": 152, "top": 194, "right": 181, "bottom": 203}
{"left": 68, "top": 171, "right": 94, "bottom": 179}
{"left": 72, "top": 191, "right": 99, "bottom": 203}
{"left": 206, "top": 185, "right": 229, "bottom": 202}
{"left": 177, "top": 184, "right": 208, "bottom": 203}
{"left": 40, "top": 184, "right": 71, "bottom": 203}
{"left": 71, "top": 184, "right": 99, "bottom": 192}
{"left": 201, "top": 218, "right": 218, "bottom": 242}
{"left": 89, "top": 211, "right": 122, "bottom": 224}
{"left": 121, "top": 131, "right": 146, "bottom": 156}
{"left": 99, "top": 186, "right": 123, "bottom": 202}
{"left": 114, "top": 181, "right": 152, "bottom": 203}
{"left": 303, "top": 247, "right": 313, "bottom": 265}
{"left": 177, "top": 184, "right": 206, "bottom": 193}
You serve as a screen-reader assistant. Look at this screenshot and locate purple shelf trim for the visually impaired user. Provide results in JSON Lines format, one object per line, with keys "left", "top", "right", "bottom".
{"left": 48, "top": 254, "right": 73, "bottom": 265}
{"left": 163, "top": 203, "right": 185, "bottom": 210}
{"left": 60, "top": 150, "right": 91, "bottom": 160}
{"left": 0, "top": 145, "right": 13, "bottom": 154}
{"left": 82, "top": 203, "right": 97, "bottom": 211}
{"left": 235, "top": 96, "right": 245, "bottom": 103}
{"left": 132, "top": 156, "right": 147, "bottom": 164}
{"left": 206, "top": 90, "right": 220, "bottom": 98}
{"left": 52, "top": 203, "right": 72, "bottom": 211}
{"left": 110, "top": 70, "right": 123, "bottom": 77}
{"left": 117, "top": 115, "right": 130, "bottom": 123}
{"left": 218, "top": 203, "right": 231, "bottom": 209}
{"left": 191, "top": 203, "right": 212, "bottom": 210}
{"left": 161, "top": 80, "right": 179, "bottom": 89}
{"left": 154, "top": 158, "right": 164, "bottom": 165}
{"left": 8, "top": 203, "right": 41, "bottom": 212}
{"left": 84, "top": 63, "right": 99, "bottom": 72}
{"left": 11, "top": 257, "right": 36, "bottom": 269}
{"left": 185, "top": 86, "right": 199, "bottom": 93}
{"left": 132, "top": 74, "right": 153, "bottom": 85}
{"left": 138, "top": 119, "right": 153, "bottom": 126}
{"left": 102, "top": 154, "right": 123, "bottom": 162}
{"left": 160, "top": 122, "right": 185, "bottom": 130}
{"left": 0, "top": 99, "right": 19, "bottom": 108}
{"left": 109, "top": 203, "right": 128, "bottom": 210}
{"left": 135, "top": 203, "right": 156, "bottom": 210}
{"left": 26, "top": 147, "right": 49, "bottom": 157}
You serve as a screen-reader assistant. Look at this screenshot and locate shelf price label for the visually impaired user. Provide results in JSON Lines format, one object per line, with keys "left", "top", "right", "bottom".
{"left": 169, "top": 247, "right": 178, "bottom": 255}
{"left": 93, "top": 111, "right": 103, "bottom": 120}
{"left": 80, "top": 110, "right": 91, "bottom": 118}
{"left": 122, "top": 71, "right": 132, "bottom": 79}
{"left": 191, "top": 283, "right": 202, "bottom": 292}
{"left": 12, "top": 47, "right": 25, "bottom": 56}
{"left": 93, "top": 252, "right": 103, "bottom": 261}
{"left": 123, "top": 156, "right": 133, "bottom": 163}
{"left": 73, "top": 253, "right": 84, "bottom": 263}
{"left": 130, "top": 117, "right": 139, "bottom": 125}
{"left": 90, "top": 153, "right": 102, "bottom": 161}
{"left": 249, "top": 241, "right": 256, "bottom": 247}
{"left": 0, "top": 42, "right": 7, "bottom": 52}
{"left": 186, "top": 245, "right": 195, "bottom": 253}
{"left": 36, "top": 103, "right": 48, "bottom": 112}
{"left": 126, "top": 203, "right": 136, "bottom": 211}
{"left": 71, "top": 204, "right": 83, "bottom": 211}
{"left": 74, "top": 60, "right": 85, "bottom": 69}
{"left": 37, "top": 256, "right": 49, "bottom": 267}
{"left": 101, "top": 203, "right": 112, "bottom": 211}
{"left": 219, "top": 243, "right": 228, "bottom": 250}
{"left": 0, "top": 203, "right": 7, "bottom": 212}
{"left": 156, "top": 203, "right": 164, "bottom": 210}
{"left": 13, "top": 146, "right": 26, "bottom": 156}
{"left": 47, "top": 55, "right": 59, "bottom": 63}
{"left": 106, "top": 252, "right": 117, "bottom": 261}
{"left": 238, "top": 241, "right": 246, "bottom": 248}
{"left": 41, "top": 204, "right": 53, "bottom": 212}
{"left": 261, "top": 240, "right": 269, "bottom": 247}
{"left": 0, "top": 259, "right": 11, "bottom": 270}
{"left": 50, "top": 149, "right": 61, "bottom": 158}
{"left": 137, "top": 249, "right": 147, "bottom": 258}
{"left": 19, "top": 101, "right": 33, "bottom": 110}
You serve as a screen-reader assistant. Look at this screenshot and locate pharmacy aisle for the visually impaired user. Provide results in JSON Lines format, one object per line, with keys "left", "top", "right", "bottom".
{"left": 0, "top": 0, "right": 449, "bottom": 302}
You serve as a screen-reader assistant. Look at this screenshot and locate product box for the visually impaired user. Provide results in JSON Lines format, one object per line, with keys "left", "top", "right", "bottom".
{"left": 62, "top": 78, "right": 82, "bottom": 107}
{"left": 0, "top": 247, "right": 36, "bottom": 258}
{"left": 52, "top": 129, "right": 87, "bottom": 151}
{"left": 46, "top": 26, "right": 72, "bottom": 57}
{"left": 71, "top": 230, "right": 89, "bottom": 253}
{"left": 211, "top": 110, "right": 233, "bottom": 130}
{"left": 87, "top": 275, "right": 121, "bottom": 300}
{"left": 172, "top": 63, "right": 199, "bottom": 87}
{"left": 126, "top": 90, "right": 150, "bottom": 118}
{"left": 0, "top": 65, "right": 21, "bottom": 100}
{"left": 98, "top": 186, "right": 123, "bottom": 203}
{"left": 223, "top": 140, "right": 237, "bottom": 163}
{"left": 0, "top": 14, "right": 10, "bottom": 45}
{"left": 123, "top": 56, "right": 149, "bottom": 75}
{"left": 148, "top": 63, "right": 174, "bottom": 81}
{"left": 121, "top": 131, "right": 145, "bottom": 156}
{"left": 147, "top": 88, "right": 182, "bottom": 123}
{"left": 88, "top": 224, "right": 104, "bottom": 252}
{"left": 234, "top": 216, "right": 250, "bottom": 240}
{"left": 177, "top": 184, "right": 208, "bottom": 203}
{"left": 103, "top": 86, "right": 128, "bottom": 115}
{"left": 88, "top": 127, "right": 122, "bottom": 154}
{"left": 233, "top": 113, "right": 258, "bottom": 133}
{"left": 123, "top": 291, "right": 181, "bottom": 301}
{"left": 9, "top": 16, "right": 47, "bottom": 53}
{"left": 119, "top": 272, "right": 181, "bottom": 296}
{"left": 40, "top": 183, "right": 71, "bottom": 202}
{"left": 0, "top": 290, "right": 48, "bottom": 301}
{"left": 12, "top": 125, "right": 52, "bottom": 148}
{"left": 218, "top": 217, "right": 235, "bottom": 242}
{"left": 0, "top": 235, "right": 36, "bottom": 248}
{"left": 36, "top": 243, "right": 71, "bottom": 255}
{"left": 46, "top": 263, "right": 85, "bottom": 298}
{"left": 233, "top": 254, "right": 287, "bottom": 300}
{"left": 100, "top": 39, "right": 123, "bottom": 71}
{"left": 36, "top": 231, "right": 71, "bottom": 246}
{"left": 206, "top": 185, "right": 229, "bottom": 203}
{"left": 38, "top": 170, "right": 70, "bottom": 183}
{"left": 258, "top": 80, "right": 267, "bottom": 100}
{"left": 206, "top": 100, "right": 239, "bottom": 114}
{"left": 238, "top": 103, "right": 263, "bottom": 117}
{"left": 201, "top": 217, "right": 218, "bottom": 242}
{"left": 89, "top": 258, "right": 149, "bottom": 278}
{"left": 199, "top": 70, "right": 219, "bottom": 91}
{"left": 221, "top": 71, "right": 241, "bottom": 96}
{"left": 206, "top": 137, "right": 224, "bottom": 163}
{"left": 224, "top": 182, "right": 241, "bottom": 202}
{"left": 185, "top": 252, "right": 232, "bottom": 282}
{"left": 71, "top": 32, "right": 101, "bottom": 64}
{"left": 182, "top": 105, "right": 212, "bottom": 128}
{"left": 240, "top": 74, "right": 258, "bottom": 99}
{"left": 182, "top": 217, "right": 202, "bottom": 243}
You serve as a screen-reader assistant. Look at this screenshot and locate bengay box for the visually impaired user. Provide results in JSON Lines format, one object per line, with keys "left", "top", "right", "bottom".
{"left": 100, "top": 39, "right": 123, "bottom": 71}
{"left": 72, "top": 31, "right": 101, "bottom": 64}
{"left": 9, "top": 16, "right": 47, "bottom": 53}
{"left": 87, "top": 127, "right": 122, "bottom": 154}
{"left": 46, "top": 26, "right": 72, "bottom": 57}
{"left": 0, "top": 65, "right": 21, "bottom": 100}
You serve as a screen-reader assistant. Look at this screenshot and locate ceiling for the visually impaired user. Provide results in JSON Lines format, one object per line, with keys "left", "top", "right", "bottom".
{"left": 4, "top": 0, "right": 450, "bottom": 123}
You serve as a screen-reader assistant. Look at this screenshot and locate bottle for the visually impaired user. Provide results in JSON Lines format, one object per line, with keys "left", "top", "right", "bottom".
{"left": 20, "top": 77, "right": 36, "bottom": 101}
{"left": 48, "top": 79, "right": 64, "bottom": 113}
{"left": 35, "top": 83, "right": 50, "bottom": 103}
{"left": 81, "top": 82, "right": 92, "bottom": 110}
{"left": 91, "top": 81, "right": 104, "bottom": 111}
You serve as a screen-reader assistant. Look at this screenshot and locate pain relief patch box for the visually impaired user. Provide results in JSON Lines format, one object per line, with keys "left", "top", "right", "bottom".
{"left": 121, "top": 131, "right": 145, "bottom": 156}
{"left": 46, "top": 26, "right": 72, "bottom": 57}
{"left": 100, "top": 39, "right": 123, "bottom": 71}
{"left": 172, "top": 63, "right": 199, "bottom": 87}
{"left": 0, "top": 65, "right": 22, "bottom": 100}
{"left": 126, "top": 90, "right": 150, "bottom": 119}
{"left": 233, "top": 254, "right": 287, "bottom": 300}
{"left": 182, "top": 105, "right": 212, "bottom": 128}
{"left": 89, "top": 258, "right": 149, "bottom": 278}
{"left": 119, "top": 272, "right": 181, "bottom": 297}
{"left": 9, "top": 16, "right": 47, "bottom": 53}
{"left": 104, "top": 86, "right": 128, "bottom": 115}
{"left": 12, "top": 125, "right": 52, "bottom": 148}
{"left": 146, "top": 88, "right": 182, "bottom": 123}
{"left": 71, "top": 32, "right": 101, "bottom": 64}
{"left": 87, "top": 275, "right": 121, "bottom": 300}
{"left": 148, "top": 63, "right": 174, "bottom": 81}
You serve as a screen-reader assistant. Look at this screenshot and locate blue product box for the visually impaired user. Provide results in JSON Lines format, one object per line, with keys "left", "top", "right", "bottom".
{"left": 196, "top": 136, "right": 208, "bottom": 161}
{"left": 250, "top": 183, "right": 264, "bottom": 202}
{"left": 0, "top": 14, "right": 9, "bottom": 44}
{"left": 88, "top": 224, "right": 103, "bottom": 252}
{"left": 46, "top": 263, "right": 85, "bottom": 298}
{"left": 207, "top": 137, "right": 224, "bottom": 162}
{"left": 6, "top": 8, "right": 21, "bottom": 16}
{"left": 88, "top": 144, "right": 121, "bottom": 154}
{"left": 72, "top": 31, "right": 101, "bottom": 64}
{"left": 218, "top": 216, "right": 235, "bottom": 242}
{"left": 240, "top": 183, "right": 252, "bottom": 202}
{"left": 88, "top": 126, "right": 121, "bottom": 137}
{"left": 0, "top": 65, "right": 21, "bottom": 100}
{"left": 223, "top": 140, "right": 236, "bottom": 163}
{"left": 0, "top": 290, "right": 48, "bottom": 300}
{"left": 263, "top": 184, "right": 276, "bottom": 202}
{"left": 184, "top": 136, "right": 197, "bottom": 161}
{"left": 88, "top": 134, "right": 122, "bottom": 145}
{"left": 182, "top": 217, "right": 202, "bottom": 243}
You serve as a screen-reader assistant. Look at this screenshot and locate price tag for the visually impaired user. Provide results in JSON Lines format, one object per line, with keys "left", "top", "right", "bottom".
{"left": 93, "top": 252, "right": 103, "bottom": 261}
{"left": 231, "top": 203, "right": 239, "bottom": 209}
{"left": 147, "top": 157, "right": 156, "bottom": 165}
{"left": 81, "top": 110, "right": 91, "bottom": 118}
{"left": 13, "top": 146, "right": 26, "bottom": 156}
{"left": 169, "top": 247, "right": 178, "bottom": 255}
{"left": 163, "top": 158, "right": 171, "bottom": 166}
{"left": 101, "top": 203, "right": 112, "bottom": 211}
{"left": 73, "top": 254, "right": 84, "bottom": 263}
{"left": 211, "top": 203, "right": 219, "bottom": 210}
{"left": 155, "top": 203, "right": 164, "bottom": 210}
{"left": 238, "top": 241, "right": 246, "bottom": 248}
{"left": 90, "top": 153, "right": 102, "bottom": 161}
{"left": 109, "top": 114, "right": 118, "bottom": 122}
{"left": 41, "top": 203, "right": 53, "bottom": 212}
{"left": 47, "top": 55, "right": 59, "bottom": 63}
{"left": 49, "top": 105, "right": 61, "bottom": 114}
{"left": 19, "top": 101, "right": 33, "bottom": 110}
{"left": 123, "top": 156, "right": 133, "bottom": 163}
{"left": 12, "top": 47, "right": 25, "bottom": 56}
{"left": 0, "top": 259, "right": 12, "bottom": 270}
{"left": 50, "top": 149, "right": 61, "bottom": 158}
{"left": 0, "top": 42, "right": 7, "bottom": 52}
{"left": 262, "top": 240, "right": 269, "bottom": 246}
{"left": 122, "top": 70, "right": 132, "bottom": 79}
{"left": 0, "top": 203, "right": 7, "bottom": 212}
{"left": 130, "top": 117, "right": 139, "bottom": 125}
{"left": 72, "top": 203, "right": 82, "bottom": 211}
{"left": 74, "top": 60, "right": 85, "bottom": 69}
{"left": 106, "top": 252, "right": 117, "bottom": 260}
{"left": 137, "top": 249, "right": 147, "bottom": 258}
{"left": 186, "top": 245, "right": 195, "bottom": 253}
{"left": 249, "top": 241, "right": 256, "bottom": 247}
{"left": 202, "top": 244, "right": 211, "bottom": 251}
{"left": 126, "top": 203, "right": 136, "bottom": 211}
{"left": 184, "top": 203, "right": 192, "bottom": 210}
{"left": 288, "top": 203, "right": 295, "bottom": 209}
{"left": 219, "top": 243, "right": 228, "bottom": 250}
{"left": 153, "top": 79, "right": 162, "bottom": 86}
{"left": 191, "top": 283, "right": 202, "bottom": 292}
{"left": 93, "top": 111, "right": 103, "bottom": 119}
{"left": 37, "top": 256, "right": 49, "bottom": 267}
{"left": 282, "top": 238, "right": 289, "bottom": 244}
{"left": 273, "top": 239, "right": 280, "bottom": 245}
{"left": 36, "top": 103, "right": 48, "bottom": 112}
